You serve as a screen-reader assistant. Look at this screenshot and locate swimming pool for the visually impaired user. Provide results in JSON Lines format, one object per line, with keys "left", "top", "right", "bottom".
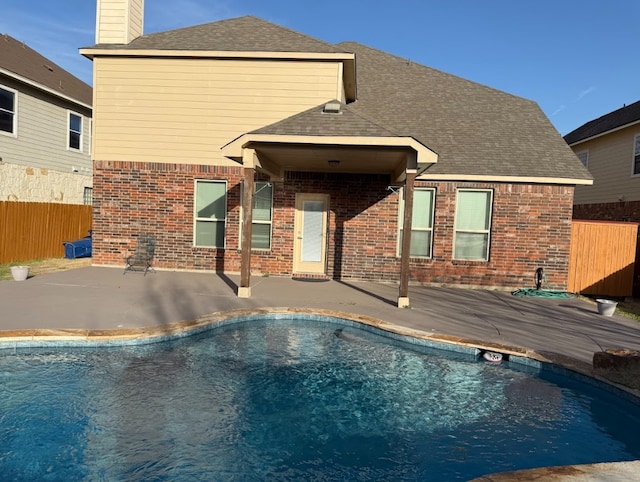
{"left": 2, "top": 316, "right": 640, "bottom": 480}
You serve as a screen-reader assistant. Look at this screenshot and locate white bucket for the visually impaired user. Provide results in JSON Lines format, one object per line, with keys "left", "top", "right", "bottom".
{"left": 596, "top": 299, "right": 617, "bottom": 317}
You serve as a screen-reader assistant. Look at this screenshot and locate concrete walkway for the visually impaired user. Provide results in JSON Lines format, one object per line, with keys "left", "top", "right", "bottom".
{"left": 2, "top": 266, "right": 640, "bottom": 481}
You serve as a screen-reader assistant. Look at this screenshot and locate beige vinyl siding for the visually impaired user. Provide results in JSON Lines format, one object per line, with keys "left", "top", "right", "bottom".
{"left": 93, "top": 57, "right": 344, "bottom": 165}
{"left": 96, "top": 0, "right": 143, "bottom": 44}
{"left": 128, "top": 0, "right": 143, "bottom": 41}
{"left": 96, "top": 0, "right": 127, "bottom": 44}
{"left": 0, "top": 78, "right": 92, "bottom": 174}
{"left": 573, "top": 126, "right": 640, "bottom": 204}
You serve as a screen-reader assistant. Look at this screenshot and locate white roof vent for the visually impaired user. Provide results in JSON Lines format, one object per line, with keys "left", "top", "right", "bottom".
{"left": 322, "top": 100, "right": 342, "bottom": 114}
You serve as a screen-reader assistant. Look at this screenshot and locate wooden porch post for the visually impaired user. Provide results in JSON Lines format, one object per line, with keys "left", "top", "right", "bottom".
{"left": 238, "top": 165, "right": 255, "bottom": 298}
{"left": 398, "top": 168, "right": 417, "bottom": 308}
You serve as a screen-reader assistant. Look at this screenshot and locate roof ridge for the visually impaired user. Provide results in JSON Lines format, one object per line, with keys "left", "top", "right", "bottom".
{"left": 122, "top": 15, "right": 345, "bottom": 53}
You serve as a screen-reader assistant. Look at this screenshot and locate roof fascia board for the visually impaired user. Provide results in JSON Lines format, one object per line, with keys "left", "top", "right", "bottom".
{"left": 222, "top": 133, "right": 438, "bottom": 165}
{"left": 568, "top": 119, "right": 640, "bottom": 146}
{"left": 80, "top": 48, "right": 355, "bottom": 62}
{"left": 0, "top": 67, "right": 91, "bottom": 110}
{"left": 418, "top": 173, "right": 593, "bottom": 186}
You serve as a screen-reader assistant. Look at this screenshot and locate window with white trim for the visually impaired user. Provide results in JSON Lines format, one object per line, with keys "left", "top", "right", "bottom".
{"left": 240, "top": 181, "right": 273, "bottom": 250}
{"left": 633, "top": 135, "right": 640, "bottom": 175}
{"left": 0, "top": 85, "right": 16, "bottom": 135}
{"left": 68, "top": 111, "right": 82, "bottom": 150}
{"left": 576, "top": 150, "right": 588, "bottom": 168}
{"left": 194, "top": 180, "right": 227, "bottom": 247}
{"left": 398, "top": 188, "right": 435, "bottom": 258}
{"left": 453, "top": 189, "right": 493, "bottom": 261}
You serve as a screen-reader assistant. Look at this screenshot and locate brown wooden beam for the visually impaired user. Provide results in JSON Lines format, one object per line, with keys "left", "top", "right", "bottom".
{"left": 239, "top": 167, "right": 255, "bottom": 298}
{"left": 398, "top": 169, "right": 417, "bottom": 307}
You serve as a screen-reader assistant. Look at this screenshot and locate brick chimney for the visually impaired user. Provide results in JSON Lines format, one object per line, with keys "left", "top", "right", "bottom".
{"left": 95, "top": 0, "right": 144, "bottom": 44}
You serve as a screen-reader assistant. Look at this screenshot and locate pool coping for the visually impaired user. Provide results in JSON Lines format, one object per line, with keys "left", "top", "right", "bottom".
{"left": 2, "top": 306, "right": 638, "bottom": 399}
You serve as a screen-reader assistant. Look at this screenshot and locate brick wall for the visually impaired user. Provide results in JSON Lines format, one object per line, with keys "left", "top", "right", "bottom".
{"left": 94, "top": 161, "right": 574, "bottom": 289}
{"left": 93, "top": 161, "right": 243, "bottom": 272}
{"left": 420, "top": 182, "right": 574, "bottom": 289}
{"left": 574, "top": 200, "right": 640, "bottom": 223}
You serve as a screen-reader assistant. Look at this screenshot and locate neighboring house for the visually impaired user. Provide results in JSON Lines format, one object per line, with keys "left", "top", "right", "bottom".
{"left": 0, "top": 34, "right": 93, "bottom": 204}
{"left": 80, "top": 0, "right": 592, "bottom": 305}
{"left": 565, "top": 100, "right": 640, "bottom": 222}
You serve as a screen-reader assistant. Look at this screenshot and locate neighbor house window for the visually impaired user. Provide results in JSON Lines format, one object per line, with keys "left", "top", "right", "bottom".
{"left": 576, "top": 150, "right": 588, "bottom": 168}
{"left": 83, "top": 187, "right": 93, "bottom": 205}
{"left": 194, "top": 180, "right": 227, "bottom": 247}
{"left": 0, "top": 85, "right": 16, "bottom": 135}
{"left": 634, "top": 135, "right": 640, "bottom": 175}
{"left": 453, "top": 189, "right": 493, "bottom": 261}
{"left": 240, "top": 181, "right": 273, "bottom": 250}
{"left": 82, "top": 187, "right": 93, "bottom": 206}
{"left": 398, "top": 188, "right": 435, "bottom": 257}
{"left": 68, "top": 112, "right": 82, "bottom": 150}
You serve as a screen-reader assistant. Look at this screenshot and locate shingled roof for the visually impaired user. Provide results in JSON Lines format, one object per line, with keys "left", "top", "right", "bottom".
{"left": 564, "top": 99, "right": 640, "bottom": 145}
{"left": 251, "top": 100, "right": 404, "bottom": 138}
{"left": 93, "top": 16, "right": 345, "bottom": 54}
{"left": 254, "top": 39, "right": 590, "bottom": 181}
{"left": 0, "top": 34, "right": 92, "bottom": 107}
{"left": 337, "top": 42, "right": 591, "bottom": 181}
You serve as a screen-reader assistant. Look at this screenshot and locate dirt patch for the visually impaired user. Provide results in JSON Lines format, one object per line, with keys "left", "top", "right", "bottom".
{"left": 27, "top": 258, "right": 92, "bottom": 275}
{"left": 1, "top": 258, "right": 92, "bottom": 280}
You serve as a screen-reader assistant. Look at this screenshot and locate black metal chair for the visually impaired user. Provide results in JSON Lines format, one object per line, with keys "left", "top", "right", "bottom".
{"left": 123, "top": 234, "right": 156, "bottom": 276}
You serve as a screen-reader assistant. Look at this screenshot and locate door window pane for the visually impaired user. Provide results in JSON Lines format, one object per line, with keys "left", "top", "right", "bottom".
{"left": 301, "top": 201, "right": 324, "bottom": 262}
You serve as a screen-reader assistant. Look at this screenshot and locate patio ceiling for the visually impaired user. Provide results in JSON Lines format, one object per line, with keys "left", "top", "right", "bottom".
{"left": 255, "top": 143, "right": 409, "bottom": 176}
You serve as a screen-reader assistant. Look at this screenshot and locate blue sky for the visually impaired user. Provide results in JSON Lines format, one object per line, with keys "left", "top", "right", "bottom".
{"left": 2, "top": 0, "right": 638, "bottom": 135}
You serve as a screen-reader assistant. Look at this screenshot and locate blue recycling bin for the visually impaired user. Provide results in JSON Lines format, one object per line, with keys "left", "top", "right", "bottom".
{"left": 63, "top": 231, "right": 92, "bottom": 259}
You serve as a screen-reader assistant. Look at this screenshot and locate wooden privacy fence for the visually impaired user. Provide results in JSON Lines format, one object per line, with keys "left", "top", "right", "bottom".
{"left": 568, "top": 220, "right": 638, "bottom": 297}
{"left": 0, "top": 202, "right": 92, "bottom": 263}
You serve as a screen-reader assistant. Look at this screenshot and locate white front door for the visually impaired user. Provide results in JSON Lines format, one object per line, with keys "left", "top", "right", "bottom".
{"left": 293, "top": 193, "right": 329, "bottom": 274}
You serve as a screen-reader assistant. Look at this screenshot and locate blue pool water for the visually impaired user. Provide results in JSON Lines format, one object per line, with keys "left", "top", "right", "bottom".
{"left": 2, "top": 317, "right": 640, "bottom": 481}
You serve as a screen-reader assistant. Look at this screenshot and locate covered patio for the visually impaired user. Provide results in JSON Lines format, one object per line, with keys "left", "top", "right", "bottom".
{"left": 222, "top": 100, "right": 439, "bottom": 307}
